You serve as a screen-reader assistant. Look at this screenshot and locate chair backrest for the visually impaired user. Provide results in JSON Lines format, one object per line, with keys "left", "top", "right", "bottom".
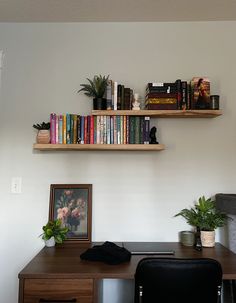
{"left": 134, "top": 257, "right": 222, "bottom": 303}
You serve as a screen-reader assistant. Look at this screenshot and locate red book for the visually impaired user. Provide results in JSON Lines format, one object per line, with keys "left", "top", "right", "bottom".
{"left": 84, "top": 116, "right": 87, "bottom": 144}
{"left": 90, "top": 116, "right": 94, "bottom": 144}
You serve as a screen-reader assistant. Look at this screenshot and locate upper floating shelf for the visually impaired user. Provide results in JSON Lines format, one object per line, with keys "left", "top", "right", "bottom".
{"left": 92, "top": 110, "right": 222, "bottom": 118}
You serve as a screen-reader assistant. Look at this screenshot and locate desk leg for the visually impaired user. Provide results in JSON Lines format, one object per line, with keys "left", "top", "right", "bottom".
{"left": 222, "top": 280, "right": 236, "bottom": 303}
{"left": 232, "top": 280, "right": 236, "bottom": 303}
{"left": 94, "top": 279, "right": 103, "bottom": 303}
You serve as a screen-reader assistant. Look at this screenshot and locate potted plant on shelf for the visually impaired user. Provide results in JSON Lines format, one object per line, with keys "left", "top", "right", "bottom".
{"left": 78, "top": 74, "right": 109, "bottom": 110}
{"left": 175, "top": 196, "right": 229, "bottom": 247}
{"left": 33, "top": 122, "right": 50, "bottom": 144}
{"left": 40, "top": 219, "right": 69, "bottom": 247}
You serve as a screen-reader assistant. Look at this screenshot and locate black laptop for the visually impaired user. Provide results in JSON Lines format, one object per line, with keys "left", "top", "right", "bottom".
{"left": 123, "top": 242, "right": 175, "bottom": 255}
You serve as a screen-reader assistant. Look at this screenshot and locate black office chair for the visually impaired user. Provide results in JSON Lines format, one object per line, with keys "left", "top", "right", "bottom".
{"left": 134, "top": 257, "right": 222, "bottom": 303}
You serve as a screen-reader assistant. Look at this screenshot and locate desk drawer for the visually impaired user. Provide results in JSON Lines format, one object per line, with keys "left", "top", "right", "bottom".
{"left": 23, "top": 279, "right": 93, "bottom": 303}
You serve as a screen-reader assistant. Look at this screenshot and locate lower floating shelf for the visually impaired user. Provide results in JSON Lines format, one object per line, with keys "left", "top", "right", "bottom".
{"left": 33, "top": 144, "right": 165, "bottom": 151}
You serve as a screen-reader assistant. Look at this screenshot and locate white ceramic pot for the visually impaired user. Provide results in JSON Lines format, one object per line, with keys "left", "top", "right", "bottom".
{"left": 45, "top": 236, "right": 55, "bottom": 247}
{"left": 201, "top": 230, "right": 215, "bottom": 247}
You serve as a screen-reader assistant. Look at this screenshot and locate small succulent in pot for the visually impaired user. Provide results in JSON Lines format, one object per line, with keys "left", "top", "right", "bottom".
{"left": 78, "top": 74, "right": 109, "bottom": 110}
{"left": 33, "top": 122, "right": 50, "bottom": 144}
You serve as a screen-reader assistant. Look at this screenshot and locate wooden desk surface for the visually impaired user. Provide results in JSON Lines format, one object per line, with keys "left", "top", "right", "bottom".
{"left": 18, "top": 242, "right": 236, "bottom": 280}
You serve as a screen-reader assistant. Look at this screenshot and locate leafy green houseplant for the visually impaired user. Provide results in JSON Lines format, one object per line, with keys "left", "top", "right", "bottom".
{"left": 78, "top": 74, "right": 109, "bottom": 110}
{"left": 33, "top": 122, "right": 50, "bottom": 144}
{"left": 40, "top": 219, "right": 68, "bottom": 246}
{"left": 175, "top": 196, "right": 229, "bottom": 247}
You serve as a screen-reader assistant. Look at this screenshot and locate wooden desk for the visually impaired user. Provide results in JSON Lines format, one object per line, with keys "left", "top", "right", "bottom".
{"left": 18, "top": 242, "right": 236, "bottom": 303}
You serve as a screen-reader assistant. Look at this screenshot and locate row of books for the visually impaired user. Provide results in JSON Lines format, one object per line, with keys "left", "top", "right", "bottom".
{"left": 50, "top": 113, "right": 151, "bottom": 145}
{"left": 145, "top": 77, "right": 211, "bottom": 110}
{"left": 106, "top": 80, "right": 134, "bottom": 110}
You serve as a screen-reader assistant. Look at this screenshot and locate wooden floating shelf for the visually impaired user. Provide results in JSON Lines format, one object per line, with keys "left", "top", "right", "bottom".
{"left": 92, "top": 110, "right": 222, "bottom": 118}
{"left": 33, "top": 144, "right": 165, "bottom": 151}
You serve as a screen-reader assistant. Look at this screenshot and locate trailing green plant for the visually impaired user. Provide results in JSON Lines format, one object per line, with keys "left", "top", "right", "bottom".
{"left": 78, "top": 74, "right": 109, "bottom": 98}
{"left": 33, "top": 122, "right": 50, "bottom": 130}
{"left": 40, "top": 219, "right": 68, "bottom": 244}
{"left": 175, "top": 196, "right": 229, "bottom": 231}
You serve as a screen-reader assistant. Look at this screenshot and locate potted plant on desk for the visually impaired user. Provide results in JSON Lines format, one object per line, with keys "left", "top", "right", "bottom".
{"left": 78, "top": 74, "right": 109, "bottom": 110}
{"left": 175, "top": 196, "right": 229, "bottom": 247}
{"left": 40, "top": 219, "right": 68, "bottom": 247}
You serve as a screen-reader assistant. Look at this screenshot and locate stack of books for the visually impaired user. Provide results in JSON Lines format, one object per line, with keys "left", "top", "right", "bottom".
{"left": 105, "top": 80, "right": 134, "bottom": 110}
{"left": 50, "top": 113, "right": 151, "bottom": 145}
{"left": 145, "top": 77, "right": 211, "bottom": 110}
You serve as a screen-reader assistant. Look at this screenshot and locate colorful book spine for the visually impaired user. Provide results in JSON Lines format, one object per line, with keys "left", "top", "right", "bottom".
{"left": 134, "top": 116, "right": 140, "bottom": 144}
{"left": 120, "top": 116, "right": 124, "bottom": 144}
{"left": 58, "top": 115, "right": 63, "bottom": 144}
{"left": 181, "top": 81, "right": 187, "bottom": 110}
{"left": 103, "top": 115, "right": 107, "bottom": 144}
{"left": 55, "top": 115, "right": 59, "bottom": 144}
{"left": 113, "top": 116, "right": 117, "bottom": 144}
{"left": 50, "top": 113, "right": 56, "bottom": 144}
{"left": 85, "top": 116, "right": 89, "bottom": 144}
{"left": 66, "top": 114, "right": 71, "bottom": 144}
{"left": 126, "top": 116, "right": 130, "bottom": 144}
{"left": 93, "top": 116, "right": 97, "bottom": 144}
{"left": 110, "top": 116, "right": 114, "bottom": 144}
{"left": 77, "top": 115, "right": 81, "bottom": 143}
{"left": 144, "top": 117, "right": 150, "bottom": 144}
{"left": 96, "top": 116, "right": 101, "bottom": 144}
{"left": 117, "top": 116, "right": 121, "bottom": 144}
{"left": 90, "top": 115, "right": 94, "bottom": 144}
{"left": 106, "top": 116, "right": 111, "bottom": 144}
{"left": 123, "top": 115, "right": 127, "bottom": 144}
{"left": 80, "top": 116, "right": 84, "bottom": 144}
{"left": 129, "top": 116, "right": 135, "bottom": 144}
{"left": 63, "top": 114, "right": 66, "bottom": 144}
{"left": 100, "top": 116, "right": 104, "bottom": 144}
{"left": 140, "top": 116, "right": 145, "bottom": 144}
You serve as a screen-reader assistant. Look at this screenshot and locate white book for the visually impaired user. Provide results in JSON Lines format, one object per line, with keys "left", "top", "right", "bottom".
{"left": 113, "top": 81, "right": 118, "bottom": 110}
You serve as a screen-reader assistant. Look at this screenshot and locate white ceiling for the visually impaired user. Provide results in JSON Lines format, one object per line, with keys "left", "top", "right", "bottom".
{"left": 0, "top": 0, "right": 236, "bottom": 22}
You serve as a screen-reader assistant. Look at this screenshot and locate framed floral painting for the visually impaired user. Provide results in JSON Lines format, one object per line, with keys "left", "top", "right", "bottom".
{"left": 49, "top": 184, "right": 92, "bottom": 243}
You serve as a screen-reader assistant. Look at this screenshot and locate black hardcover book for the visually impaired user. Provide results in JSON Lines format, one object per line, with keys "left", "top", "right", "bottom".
{"left": 121, "top": 85, "right": 125, "bottom": 110}
{"left": 181, "top": 81, "right": 187, "bottom": 110}
{"left": 124, "top": 88, "right": 131, "bottom": 110}
{"left": 146, "top": 92, "right": 177, "bottom": 99}
{"left": 146, "top": 86, "right": 177, "bottom": 94}
{"left": 176, "top": 79, "right": 182, "bottom": 110}
{"left": 117, "top": 84, "right": 122, "bottom": 110}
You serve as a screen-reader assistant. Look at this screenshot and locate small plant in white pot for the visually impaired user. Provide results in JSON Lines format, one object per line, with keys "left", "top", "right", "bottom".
{"left": 175, "top": 196, "right": 229, "bottom": 247}
{"left": 33, "top": 121, "right": 50, "bottom": 144}
{"left": 40, "top": 219, "right": 68, "bottom": 247}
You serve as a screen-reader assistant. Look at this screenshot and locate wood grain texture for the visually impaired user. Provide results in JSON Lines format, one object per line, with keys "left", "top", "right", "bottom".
{"left": 24, "top": 279, "right": 93, "bottom": 303}
{"left": 19, "top": 242, "right": 236, "bottom": 280}
{"left": 33, "top": 144, "right": 165, "bottom": 151}
{"left": 92, "top": 110, "right": 222, "bottom": 118}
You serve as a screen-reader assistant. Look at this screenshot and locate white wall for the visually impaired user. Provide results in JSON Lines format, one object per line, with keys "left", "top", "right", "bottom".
{"left": 0, "top": 22, "right": 236, "bottom": 303}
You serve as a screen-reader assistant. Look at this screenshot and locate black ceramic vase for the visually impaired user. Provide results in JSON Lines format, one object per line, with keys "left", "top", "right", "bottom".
{"left": 93, "top": 98, "right": 107, "bottom": 110}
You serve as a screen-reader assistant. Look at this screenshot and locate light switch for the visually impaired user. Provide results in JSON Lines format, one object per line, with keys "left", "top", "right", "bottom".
{"left": 11, "top": 177, "right": 22, "bottom": 194}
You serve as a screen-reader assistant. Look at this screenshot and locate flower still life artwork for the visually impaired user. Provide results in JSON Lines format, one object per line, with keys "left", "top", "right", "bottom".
{"left": 49, "top": 184, "right": 92, "bottom": 243}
